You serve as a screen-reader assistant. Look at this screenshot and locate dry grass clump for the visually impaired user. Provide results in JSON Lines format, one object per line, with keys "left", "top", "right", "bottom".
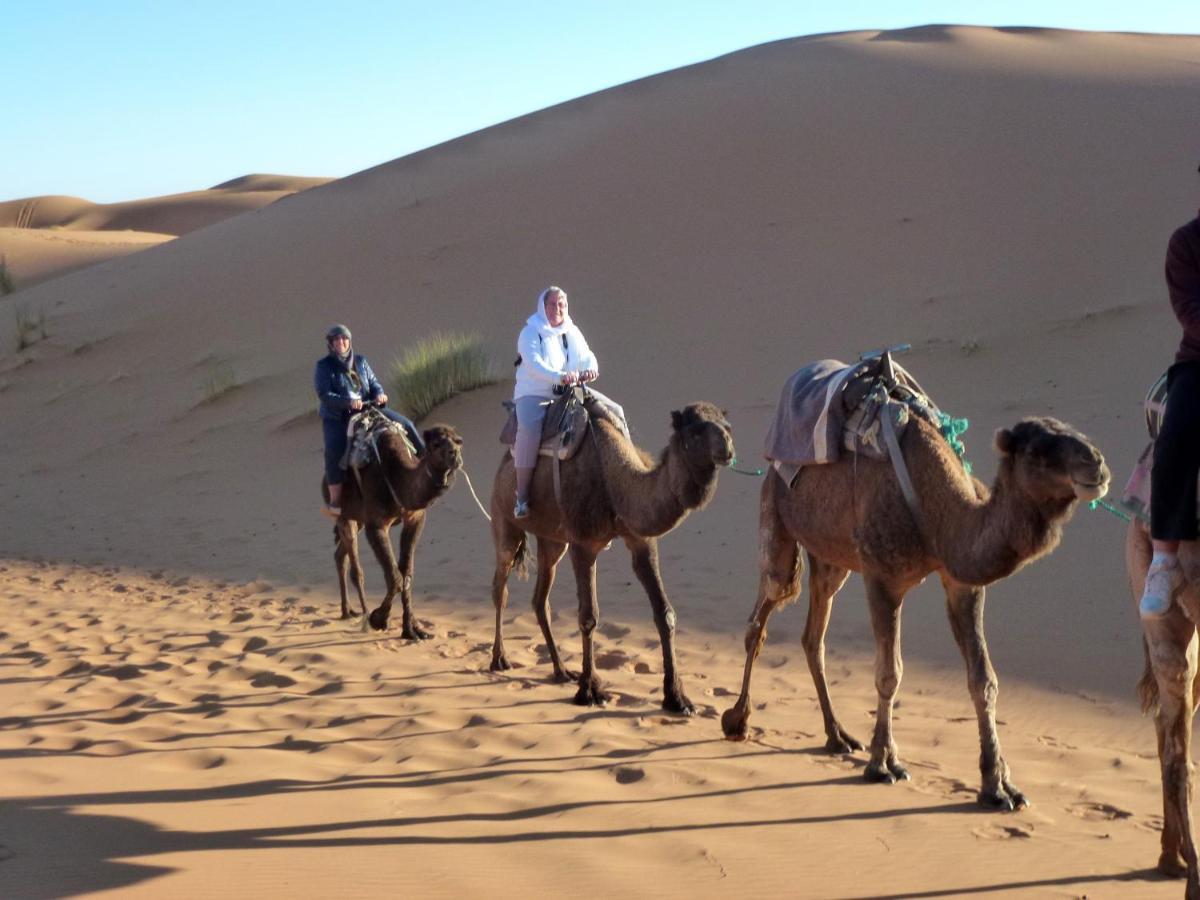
{"left": 388, "top": 332, "right": 495, "bottom": 421}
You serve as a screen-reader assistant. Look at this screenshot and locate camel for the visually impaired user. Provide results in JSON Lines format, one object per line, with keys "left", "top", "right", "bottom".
{"left": 489, "top": 398, "right": 734, "bottom": 713}
{"left": 721, "top": 413, "right": 1109, "bottom": 810}
{"left": 322, "top": 423, "right": 463, "bottom": 639}
{"left": 1129, "top": 520, "right": 1200, "bottom": 898}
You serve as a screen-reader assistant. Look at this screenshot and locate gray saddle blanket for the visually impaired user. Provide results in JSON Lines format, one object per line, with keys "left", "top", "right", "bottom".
{"left": 764, "top": 358, "right": 938, "bottom": 481}
{"left": 499, "top": 391, "right": 592, "bottom": 461}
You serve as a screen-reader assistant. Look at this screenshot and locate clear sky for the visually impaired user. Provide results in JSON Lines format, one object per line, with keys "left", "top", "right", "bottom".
{"left": 6, "top": 1, "right": 1199, "bottom": 203}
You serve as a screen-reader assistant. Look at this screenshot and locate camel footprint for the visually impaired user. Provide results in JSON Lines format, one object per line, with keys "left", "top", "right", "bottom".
{"left": 1067, "top": 801, "right": 1133, "bottom": 822}
{"left": 972, "top": 823, "right": 1033, "bottom": 840}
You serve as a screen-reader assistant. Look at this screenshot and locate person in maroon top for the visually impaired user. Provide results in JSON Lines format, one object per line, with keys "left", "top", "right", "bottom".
{"left": 1142, "top": 192, "right": 1200, "bottom": 618}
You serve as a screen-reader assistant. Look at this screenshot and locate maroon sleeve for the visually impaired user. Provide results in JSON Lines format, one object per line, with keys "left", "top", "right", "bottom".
{"left": 1167, "top": 225, "right": 1200, "bottom": 336}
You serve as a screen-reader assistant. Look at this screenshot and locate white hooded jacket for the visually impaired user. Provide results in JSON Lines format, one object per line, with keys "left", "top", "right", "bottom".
{"left": 513, "top": 289, "right": 599, "bottom": 400}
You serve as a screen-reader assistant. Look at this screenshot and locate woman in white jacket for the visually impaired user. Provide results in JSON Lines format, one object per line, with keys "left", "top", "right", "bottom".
{"left": 512, "top": 285, "right": 625, "bottom": 518}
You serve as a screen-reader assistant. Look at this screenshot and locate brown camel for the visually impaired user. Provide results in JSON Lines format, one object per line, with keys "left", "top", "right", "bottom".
{"left": 721, "top": 414, "right": 1109, "bottom": 810}
{"left": 489, "top": 399, "right": 734, "bottom": 713}
{"left": 322, "top": 424, "right": 463, "bottom": 638}
{"left": 1129, "top": 520, "right": 1200, "bottom": 898}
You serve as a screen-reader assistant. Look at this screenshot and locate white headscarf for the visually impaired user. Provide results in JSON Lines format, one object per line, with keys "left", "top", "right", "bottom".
{"left": 529, "top": 286, "right": 573, "bottom": 336}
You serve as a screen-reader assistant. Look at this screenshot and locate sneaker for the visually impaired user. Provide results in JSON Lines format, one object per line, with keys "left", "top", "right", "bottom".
{"left": 513, "top": 500, "right": 530, "bottom": 519}
{"left": 321, "top": 505, "right": 342, "bottom": 520}
{"left": 1140, "top": 556, "right": 1180, "bottom": 619}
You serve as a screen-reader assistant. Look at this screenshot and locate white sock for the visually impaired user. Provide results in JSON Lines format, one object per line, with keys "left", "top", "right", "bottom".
{"left": 1150, "top": 551, "right": 1177, "bottom": 569}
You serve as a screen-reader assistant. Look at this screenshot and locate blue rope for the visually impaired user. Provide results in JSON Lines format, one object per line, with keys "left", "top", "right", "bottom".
{"left": 728, "top": 455, "right": 765, "bottom": 477}
{"left": 1089, "top": 497, "right": 1133, "bottom": 523}
{"left": 935, "top": 410, "right": 973, "bottom": 475}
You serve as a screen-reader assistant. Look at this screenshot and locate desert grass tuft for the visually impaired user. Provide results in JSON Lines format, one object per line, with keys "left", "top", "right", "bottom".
{"left": 388, "top": 332, "right": 496, "bottom": 421}
{"left": 201, "top": 360, "right": 239, "bottom": 403}
{"left": 15, "top": 304, "right": 46, "bottom": 351}
{"left": 0, "top": 257, "right": 15, "bottom": 296}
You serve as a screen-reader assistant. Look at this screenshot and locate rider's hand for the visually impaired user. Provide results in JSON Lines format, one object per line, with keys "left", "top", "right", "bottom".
{"left": 560, "top": 372, "right": 576, "bottom": 386}
{"left": 376, "top": 393, "right": 388, "bottom": 406}
{"left": 580, "top": 369, "right": 597, "bottom": 383}
{"left": 350, "top": 398, "right": 364, "bottom": 410}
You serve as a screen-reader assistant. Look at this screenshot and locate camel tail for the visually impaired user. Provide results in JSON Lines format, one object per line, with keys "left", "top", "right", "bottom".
{"left": 1137, "top": 635, "right": 1159, "bottom": 714}
{"left": 512, "top": 533, "right": 531, "bottom": 581}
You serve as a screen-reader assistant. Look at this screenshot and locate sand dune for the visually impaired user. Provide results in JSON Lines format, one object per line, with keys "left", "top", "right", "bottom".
{"left": 0, "top": 173, "right": 331, "bottom": 289}
{"left": 2, "top": 25, "right": 1199, "bottom": 897}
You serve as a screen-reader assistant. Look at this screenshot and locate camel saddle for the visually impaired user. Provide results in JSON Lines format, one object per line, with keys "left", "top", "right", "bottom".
{"left": 498, "top": 389, "right": 591, "bottom": 462}
{"left": 766, "top": 351, "right": 941, "bottom": 485}
{"left": 1117, "top": 370, "right": 1190, "bottom": 526}
{"left": 341, "top": 406, "right": 417, "bottom": 471}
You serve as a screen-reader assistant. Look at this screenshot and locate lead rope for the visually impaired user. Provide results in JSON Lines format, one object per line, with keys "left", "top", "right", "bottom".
{"left": 459, "top": 464, "right": 492, "bottom": 522}
{"left": 727, "top": 455, "right": 764, "bottom": 476}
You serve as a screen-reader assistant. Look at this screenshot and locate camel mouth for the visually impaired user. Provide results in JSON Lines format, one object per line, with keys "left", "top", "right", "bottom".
{"left": 716, "top": 452, "right": 734, "bottom": 467}
{"left": 1072, "top": 478, "right": 1109, "bottom": 501}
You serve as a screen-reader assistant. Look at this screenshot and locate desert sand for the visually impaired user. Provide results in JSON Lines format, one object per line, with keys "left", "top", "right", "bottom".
{"left": 1, "top": 25, "right": 1199, "bottom": 897}
{"left": 0, "top": 174, "right": 330, "bottom": 289}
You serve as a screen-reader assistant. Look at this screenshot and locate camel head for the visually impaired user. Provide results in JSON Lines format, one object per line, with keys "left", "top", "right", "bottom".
{"left": 670, "top": 402, "right": 736, "bottom": 471}
{"left": 993, "top": 417, "right": 1110, "bottom": 507}
{"left": 421, "top": 424, "right": 464, "bottom": 487}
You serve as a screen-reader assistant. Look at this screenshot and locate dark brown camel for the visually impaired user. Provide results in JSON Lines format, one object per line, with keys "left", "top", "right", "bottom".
{"left": 322, "top": 424, "right": 463, "bottom": 638}
{"left": 1129, "top": 520, "right": 1200, "bottom": 898}
{"left": 489, "top": 399, "right": 734, "bottom": 713}
{"left": 721, "top": 415, "right": 1109, "bottom": 810}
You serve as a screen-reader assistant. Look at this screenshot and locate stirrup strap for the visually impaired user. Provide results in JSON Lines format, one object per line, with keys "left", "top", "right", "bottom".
{"left": 881, "top": 408, "right": 928, "bottom": 549}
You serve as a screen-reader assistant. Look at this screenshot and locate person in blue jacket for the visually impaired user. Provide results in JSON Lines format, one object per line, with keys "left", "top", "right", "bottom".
{"left": 315, "top": 324, "right": 423, "bottom": 517}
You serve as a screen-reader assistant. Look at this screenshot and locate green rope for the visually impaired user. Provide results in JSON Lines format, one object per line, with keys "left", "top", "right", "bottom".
{"left": 935, "top": 411, "right": 973, "bottom": 475}
{"left": 728, "top": 455, "right": 765, "bottom": 477}
{"left": 1089, "top": 497, "right": 1133, "bottom": 523}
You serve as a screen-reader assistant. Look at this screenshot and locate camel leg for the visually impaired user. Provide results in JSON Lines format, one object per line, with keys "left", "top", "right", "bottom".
{"left": 570, "top": 543, "right": 609, "bottom": 706}
{"left": 803, "top": 551, "right": 861, "bottom": 753}
{"left": 942, "top": 576, "right": 1024, "bottom": 809}
{"left": 489, "top": 516, "right": 526, "bottom": 672}
{"left": 364, "top": 524, "right": 402, "bottom": 632}
{"left": 336, "top": 521, "right": 369, "bottom": 618}
{"left": 625, "top": 536, "right": 695, "bottom": 716}
{"left": 395, "top": 511, "right": 431, "bottom": 641}
{"left": 863, "top": 575, "right": 909, "bottom": 783}
{"left": 721, "top": 490, "right": 803, "bottom": 740}
{"left": 333, "top": 521, "right": 354, "bottom": 619}
{"left": 533, "top": 537, "right": 575, "bottom": 683}
{"left": 1146, "top": 612, "right": 1200, "bottom": 889}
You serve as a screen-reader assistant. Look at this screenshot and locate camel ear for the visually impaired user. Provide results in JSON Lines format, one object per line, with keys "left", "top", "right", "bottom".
{"left": 670, "top": 409, "right": 684, "bottom": 431}
{"left": 422, "top": 429, "right": 437, "bottom": 446}
{"left": 994, "top": 427, "right": 1015, "bottom": 456}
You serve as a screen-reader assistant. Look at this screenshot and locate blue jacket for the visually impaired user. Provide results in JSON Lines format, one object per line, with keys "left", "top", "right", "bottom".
{"left": 314, "top": 352, "right": 384, "bottom": 421}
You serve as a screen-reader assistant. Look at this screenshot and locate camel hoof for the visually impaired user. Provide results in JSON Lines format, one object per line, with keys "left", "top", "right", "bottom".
{"left": 402, "top": 622, "right": 433, "bottom": 641}
{"left": 720, "top": 707, "right": 749, "bottom": 740}
{"left": 1158, "top": 852, "right": 1189, "bottom": 878}
{"left": 552, "top": 668, "right": 580, "bottom": 685}
{"left": 824, "top": 730, "right": 865, "bottom": 754}
{"left": 573, "top": 677, "right": 610, "bottom": 707}
{"left": 662, "top": 691, "right": 697, "bottom": 717}
{"left": 864, "top": 761, "right": 899, "bottom": 784}
{"left": 367, "top": 608, "right": 389, "bottom": 631}
{"left": 977, "top": 790, "right": 1015, "bottom": 811}
{"left": 490, "top": 653, "right": 512, "bottom": 672}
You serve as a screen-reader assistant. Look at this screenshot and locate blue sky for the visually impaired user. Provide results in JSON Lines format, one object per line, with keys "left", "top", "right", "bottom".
{"left": 6, "top": 1, "right": 1199, "bottom": 203}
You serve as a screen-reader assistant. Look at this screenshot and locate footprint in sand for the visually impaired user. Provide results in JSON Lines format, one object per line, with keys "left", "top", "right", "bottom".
{"left": 596, "top": 649, "right": 632, "bottom": 671}
{"left": 598, "top": 622, "right": 632, "bottom": 639}
{"left": 242, "top": 636, "right": 269, "bottom": 653}
{"left": 230, "top": 610, "right": 253, "bottom": 623}
{"left": 972, "top": 823, "right": 1033, "bottom": 840}
{"left": 612, "top": 765, "right": 646, "bottom": 784}
{"left": 248, "top": 671, "right": 297, "bottom": 689}
{"left": 1067, "top": 801, "right": 1133, "bottom": 822}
